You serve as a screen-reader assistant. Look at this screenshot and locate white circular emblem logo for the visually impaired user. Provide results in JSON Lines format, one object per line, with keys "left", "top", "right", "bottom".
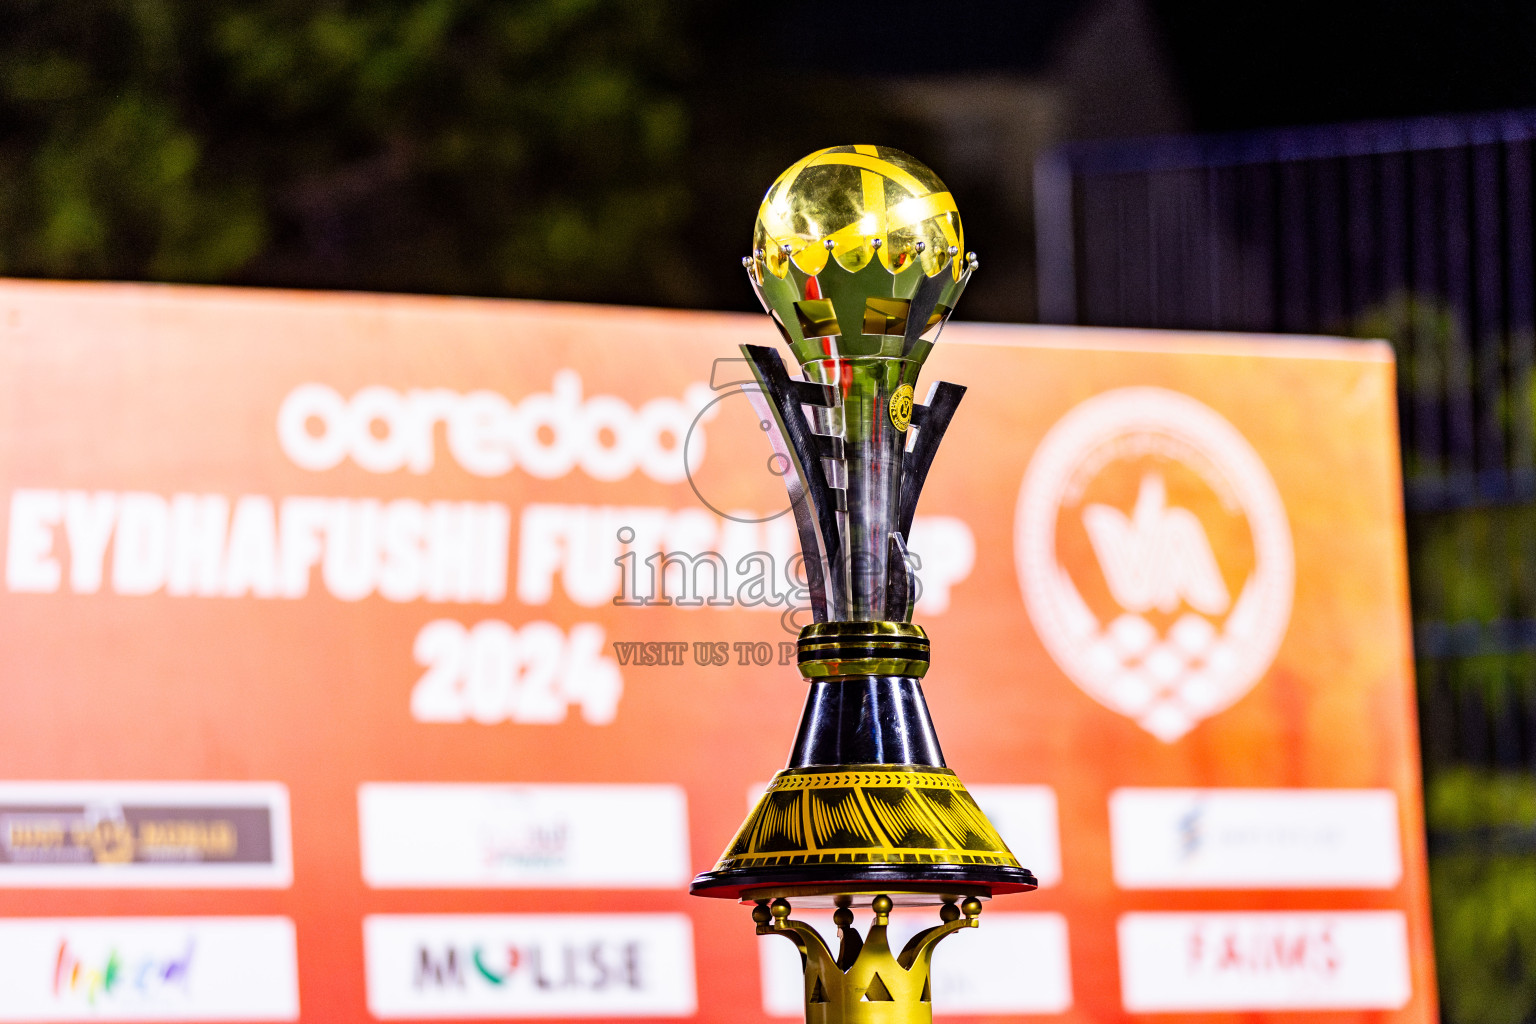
{"left": 1015, "top": 387, "right": 1293, "bottom": 742}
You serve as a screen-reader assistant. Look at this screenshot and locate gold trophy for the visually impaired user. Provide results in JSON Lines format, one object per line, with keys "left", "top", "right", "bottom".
{"left": 690, "top": 146, "right": 1036, "bottom": 1023}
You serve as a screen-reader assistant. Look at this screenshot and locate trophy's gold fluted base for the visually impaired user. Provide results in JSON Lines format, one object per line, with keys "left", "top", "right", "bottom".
{"left": 691, "top": 764, "right": 1036, "bottom": 902}
{"left": 754, "top": 893, "right": 979, "bottom": 1024}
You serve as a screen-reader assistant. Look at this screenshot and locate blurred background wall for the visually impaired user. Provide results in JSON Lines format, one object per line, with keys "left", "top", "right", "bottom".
{"left": 4, "top": 0, "right": 1536, "bottom": 1019}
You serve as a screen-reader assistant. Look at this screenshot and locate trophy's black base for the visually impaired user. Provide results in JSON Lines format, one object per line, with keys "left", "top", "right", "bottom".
{"left": 689, "top": 862, "right": 1038, "bottom": 902}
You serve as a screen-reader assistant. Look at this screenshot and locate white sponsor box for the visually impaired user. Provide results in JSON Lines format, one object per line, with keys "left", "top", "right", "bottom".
{"left": 358, "top": 783, "right": 688, "bottom": 889}
{"left": 1109, "top": 788, "right": 1401, "bottom": 889}
{"left": 747, "top": 783, "right": 1061, "bottom": 888}
{"left": 1118, "top": 911, "right": 1411, "bottom": 1011}
{"left": 760, "top": 912, "right": 1072, "bottom": 1016}
{"left": 364, "top": 913, "right": 696, "bottom": 1018}
{"left": 0, "top": 781, "right": 291, "bottom": 888}
{"left": 0, "top": 917, "right": 298, "bottom": 1020}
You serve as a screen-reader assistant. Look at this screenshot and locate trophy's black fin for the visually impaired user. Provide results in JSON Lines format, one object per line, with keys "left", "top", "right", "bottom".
{"left": 896, "top": 382, "right": 966, "bottom": 538}
{"left": 742, "top": 344, "right": 848, "bottom": 621}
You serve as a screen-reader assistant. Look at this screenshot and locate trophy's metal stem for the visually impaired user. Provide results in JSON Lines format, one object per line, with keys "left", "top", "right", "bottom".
{"left": 803, "top": 356, "right": 914, "bottom": 621}
{"left": 738, "top": 345, "right": 965, "bottom": 625}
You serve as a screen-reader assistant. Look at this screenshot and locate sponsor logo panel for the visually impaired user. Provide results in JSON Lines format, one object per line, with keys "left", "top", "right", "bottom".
{"left": 0, "top": 783, "right": 290, "bottom": 888}
{"left": 358, "top": 783, "right": 689, "bottom": 889}
{"left": 759, "top": 912, "right": 1072, "bottom": 1016}
{"left": 0, "top": 917, "right": 299, "bottom": 1021}
{"left": 363, "top": 914, "right": 696, "bottom": 1018}
{"left": 1110, "top": 787, "right": 1402, "bottom": 889}
{"left": 1118, "top": 911, "right": 1411, "bottom": 1011}
{"left": 1017, "top": 387, "right": 1294, "bottom": 742}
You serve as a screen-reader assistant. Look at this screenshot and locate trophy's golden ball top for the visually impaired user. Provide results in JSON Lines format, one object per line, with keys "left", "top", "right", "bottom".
{"left": 753, "top": 145, "right": 966, "bottom": 280}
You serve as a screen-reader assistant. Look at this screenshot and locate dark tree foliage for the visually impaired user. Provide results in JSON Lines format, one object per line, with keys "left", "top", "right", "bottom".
{"left": 0, "top": 0, "right": 693, "bottom": 304}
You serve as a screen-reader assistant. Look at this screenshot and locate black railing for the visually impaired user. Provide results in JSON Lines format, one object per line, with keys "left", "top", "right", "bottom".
{"left": 1037, "top": 110, "right": 1536, "bottom": 514}
{"left": 1418, "top": 651, "right": 1536, "bottom": 770}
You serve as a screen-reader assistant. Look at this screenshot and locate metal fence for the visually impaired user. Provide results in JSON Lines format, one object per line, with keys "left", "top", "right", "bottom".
{"left": 1037, "top": 110, "right": 1536, "bottom": 513}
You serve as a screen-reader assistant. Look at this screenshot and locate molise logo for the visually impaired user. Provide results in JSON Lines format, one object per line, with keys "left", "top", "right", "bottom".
{"left": 414, "top": 939, "right": 642, "bottom": 991}
{"left": 364, "top": 914, "right": 696, "bottom": 1018}
{"left": 1015, "top": 388, "right": 1293, "bottom": 742}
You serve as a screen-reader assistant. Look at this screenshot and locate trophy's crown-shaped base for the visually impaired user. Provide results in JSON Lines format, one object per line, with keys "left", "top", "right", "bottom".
{"left": 756, "top": 894, "right": 979, "bottom": 1024}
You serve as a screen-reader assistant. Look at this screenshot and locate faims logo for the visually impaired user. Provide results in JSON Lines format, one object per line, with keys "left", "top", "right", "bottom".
{"left": 1186, "top": 921, "right": 1340, "bottom": 978}
{"left": 1016, "top": 387, "right": 1294, "bottom": 742}
{"left": 54, "top": 939, "right": 194, "bottom": 1003}
{"left": 415, "top": 941, "right": 642, "bottom": 992}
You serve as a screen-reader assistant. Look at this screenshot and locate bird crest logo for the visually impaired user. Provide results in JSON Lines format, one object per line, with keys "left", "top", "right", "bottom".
{"left": 1015, "top": 387, "right": 1293, "bottom": 741}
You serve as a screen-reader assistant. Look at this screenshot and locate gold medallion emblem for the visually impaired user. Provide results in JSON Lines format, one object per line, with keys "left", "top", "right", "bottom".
{"left": 889, "top": 383, "right": 915, "bottom": 432}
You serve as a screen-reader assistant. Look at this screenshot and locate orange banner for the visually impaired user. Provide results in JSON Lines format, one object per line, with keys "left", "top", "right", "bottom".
{"left": 0, "top": 280, "right": 1431, "bottom": 1023}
